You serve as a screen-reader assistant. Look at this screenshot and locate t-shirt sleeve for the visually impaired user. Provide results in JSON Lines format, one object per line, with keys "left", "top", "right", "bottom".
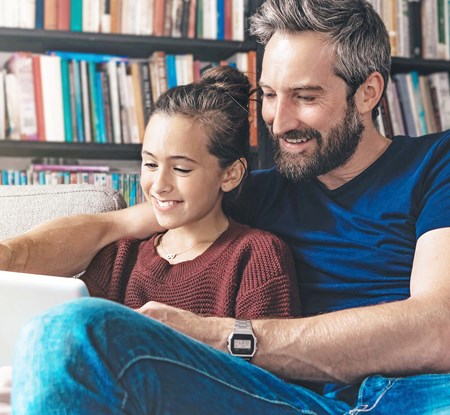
{"left": 234, "top": 231, "right": 302, "bottom": 319}
{"left": 416, "top": 136, "right": 450, "bottom": 238}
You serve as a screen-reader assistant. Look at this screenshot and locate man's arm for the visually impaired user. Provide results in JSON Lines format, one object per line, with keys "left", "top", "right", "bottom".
{"left": 0, "top": 202, "right": 161, "bottom": 276}
{"left": 138, "top": 227, "right": 450, "bottom": 384}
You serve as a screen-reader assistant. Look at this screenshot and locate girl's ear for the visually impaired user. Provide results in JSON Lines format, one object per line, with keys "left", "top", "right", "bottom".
{"left": 221, "top": 158, "right": 247, "bottom": 193}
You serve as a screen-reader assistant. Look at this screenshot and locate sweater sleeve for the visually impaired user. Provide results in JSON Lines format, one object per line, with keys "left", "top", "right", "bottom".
{"left": 234, "top": 231, "right": 302, "bottom": 319}
{"left": 80, "top": 237, "right": 141, "bottom": 302}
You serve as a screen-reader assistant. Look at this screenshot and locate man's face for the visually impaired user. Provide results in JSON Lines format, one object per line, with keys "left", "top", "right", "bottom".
{"left": 260, "top": 32, "right": 365, "bottom": 182}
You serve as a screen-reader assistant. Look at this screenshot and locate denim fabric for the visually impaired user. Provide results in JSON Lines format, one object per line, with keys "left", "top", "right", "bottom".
{"left": 11, "top": 298, "right": 450, "bottom": 415}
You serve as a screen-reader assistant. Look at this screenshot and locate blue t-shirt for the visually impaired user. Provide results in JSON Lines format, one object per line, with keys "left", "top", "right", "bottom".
{"left": 235, "top": 132, "right": 450, "bottom": 317}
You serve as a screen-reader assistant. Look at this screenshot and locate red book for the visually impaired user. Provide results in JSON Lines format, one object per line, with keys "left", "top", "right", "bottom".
{"left": 57, "top": 0, "right": 71, "bottom": 30}
{"left": 32, "top": 55, "right": 46, "bottom": 141}
{"left": 224, "top": 0, "right": 232, "bottom": 40}
{"left": 187, "top": 0, "right": 197, "bottom": 38}
{"left": 153, "top": 0, "right": 166, "bottom": 36}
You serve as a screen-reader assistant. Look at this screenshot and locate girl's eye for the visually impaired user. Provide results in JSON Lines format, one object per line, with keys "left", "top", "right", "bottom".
{"left": 262, "top": 91, "right": 276, "bottom": 100}
{"left": 174, "top": 167, "right": 192, "bottom": 174}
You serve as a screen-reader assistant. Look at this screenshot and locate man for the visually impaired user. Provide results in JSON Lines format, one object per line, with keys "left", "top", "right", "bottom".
{"left": 6, "top": 0, "right": 450, "bottom": 413}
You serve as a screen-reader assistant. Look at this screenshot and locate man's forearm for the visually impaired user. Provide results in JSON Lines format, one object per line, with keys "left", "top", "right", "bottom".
{"left": 250, "top": 295, "right": 450, "bottom": 384}
{"left": 0, "top": 202, "right": 161, "bottom": 276}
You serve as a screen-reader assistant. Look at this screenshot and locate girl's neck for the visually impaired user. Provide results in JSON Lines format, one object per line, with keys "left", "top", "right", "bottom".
{"left": 157, "top": 214, "right": 230, "bottom": 264}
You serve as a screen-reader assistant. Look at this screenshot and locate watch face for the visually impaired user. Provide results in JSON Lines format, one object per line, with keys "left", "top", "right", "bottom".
{"left": 230, "top": 333, "right": 255, "bottom": 356}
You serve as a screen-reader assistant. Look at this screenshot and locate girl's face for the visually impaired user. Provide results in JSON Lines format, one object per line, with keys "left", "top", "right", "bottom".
{"left": 140, "top": 113, "right": 230, "bottom": 233}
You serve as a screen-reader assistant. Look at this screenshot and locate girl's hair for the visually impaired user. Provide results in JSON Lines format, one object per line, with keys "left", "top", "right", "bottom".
{"left": 249, "top": 0, "right": 391, "bottom": 123}
{"left": 148, "top": 65, "right": 252, "bottom": 209}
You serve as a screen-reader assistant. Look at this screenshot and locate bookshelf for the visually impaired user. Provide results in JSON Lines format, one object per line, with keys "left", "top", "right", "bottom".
{"left": 0, "top": 28, "right": 258, "bottom": 163}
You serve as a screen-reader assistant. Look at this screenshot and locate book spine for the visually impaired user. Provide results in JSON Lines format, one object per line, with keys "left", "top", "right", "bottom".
{"left": 80, "top": 60, "right": 92, "bottom": 143}
{"left": 32, "top": 55, "right": 46, "bottom": 141}
{"left": 60, "top": 58, "right": 74, "bottom": 142}
{"left": 35, "top": 0, "right": 44, "bottom": 29}
{"left": 70, "top": 0, "right": 83, "bottom": 31}
{"left": 57, "top": 0, "right": 71, "bottom": 30}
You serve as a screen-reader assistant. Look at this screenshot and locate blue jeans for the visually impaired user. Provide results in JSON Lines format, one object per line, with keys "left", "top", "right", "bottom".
{"left": 11, "top": 298, "right": 450, "bottom": 414}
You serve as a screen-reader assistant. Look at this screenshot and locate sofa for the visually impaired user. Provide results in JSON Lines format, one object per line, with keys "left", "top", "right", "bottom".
{"left": 0, "top": 184, "right": 127, "bottom": 415}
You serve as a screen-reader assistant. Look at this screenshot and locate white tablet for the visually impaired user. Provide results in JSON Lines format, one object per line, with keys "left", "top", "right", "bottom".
{"left": 0, "top": 270, "right": 90, "bottom": 365}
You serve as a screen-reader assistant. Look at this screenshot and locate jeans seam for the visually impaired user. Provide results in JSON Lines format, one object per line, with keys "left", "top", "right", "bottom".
{"left": 117, "top": 355, "right": 317, "bottom": 415}
{"left": 347, "top": 379, "right": 398, "bottom": 414}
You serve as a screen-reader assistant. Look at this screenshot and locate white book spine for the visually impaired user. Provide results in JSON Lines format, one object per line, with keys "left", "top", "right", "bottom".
{"left": 117, "top": 62, "right": 131, "bottom": 144}
{"left": 40, "top": 55, "right": 65, "bottom": 142}
{"left": 80, "top": 61, "right": 92, "bottom": 143}
{"left": 203, "top": 0, "right": 217, "bottom": 39}
{"left": 5, "top": 74, "right": 21, "bottom": 140}
{"left": 18, "top": 0, "right": 36, "bottom": 29}
{"left": 232, "top": 0, "right": 244, "bottom": 41}
{"left": 140, "top": 0, "right": 153, "bottom": 35}
{"left": 0, "top": 70, "right": 5, "bottom": 140}
{"left": 106, "top": 60, "right": 122, "bottom": 144}
{"left": 126, "top": 74, "right": 140, "bottom": 144}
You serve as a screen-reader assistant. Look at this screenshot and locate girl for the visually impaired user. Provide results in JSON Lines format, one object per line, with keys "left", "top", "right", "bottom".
{"left": 80, "top": 65, "right": 301, "bottom": 319}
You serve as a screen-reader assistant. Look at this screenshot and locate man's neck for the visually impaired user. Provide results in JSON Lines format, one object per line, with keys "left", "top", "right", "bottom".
{"left": 317, "top": 130, "right": 392, "bottom": 190}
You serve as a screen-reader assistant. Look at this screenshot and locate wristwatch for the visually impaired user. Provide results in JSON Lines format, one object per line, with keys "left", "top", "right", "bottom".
{"left": 227, "top": 320, "right": 257, "bottom": 361}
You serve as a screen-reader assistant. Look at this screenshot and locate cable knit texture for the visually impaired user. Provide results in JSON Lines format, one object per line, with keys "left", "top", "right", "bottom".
{"left": 82, "top": 220, "right": 301, "bottom": 319}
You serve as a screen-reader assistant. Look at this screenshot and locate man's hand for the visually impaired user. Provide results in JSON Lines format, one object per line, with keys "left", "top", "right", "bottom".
{"left": 135, "top": 301, "right": 234, "bottom": 352}
{"left": 0, "top": 241, "right": 13, "bottom": 271}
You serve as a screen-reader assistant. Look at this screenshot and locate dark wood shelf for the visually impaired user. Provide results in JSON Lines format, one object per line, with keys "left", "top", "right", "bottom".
{"left": 391, "top": 57, "right": 450, "bottom": 74}
{"left": 0, "top": 28, "right": 256, "bottom": 62}
{"left": 0, "top": 141, "right": 142, "bottom": 160}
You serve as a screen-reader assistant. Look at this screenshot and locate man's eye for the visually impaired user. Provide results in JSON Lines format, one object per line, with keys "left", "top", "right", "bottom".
{"left": 297, "top": 95, "right": 316, "bottom": 102}
{"left": 262, "top": 92, "right": 276, "bottom": 100}
{"left": 144, "top": 162, "right": 157, "bottom": 169}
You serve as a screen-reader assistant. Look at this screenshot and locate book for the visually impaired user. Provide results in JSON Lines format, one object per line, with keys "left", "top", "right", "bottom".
{"left": 117, "top": 62, "right": 131, "bottom": 144}
{"left": 48, "top": 50, "right": 128, "bottom": 64}
{"left": 31, "top": 55, "right": 46, "bottom": 141}
{"left": 101, "top": 69, "right": 113, "bottom": 143}
{"left": 171, "top": 0, "right": 184, "bottom": 37}
{"left": 0, "top": 70, "right": 5, "bottom": 140}
{"left": 106, "top": 60, "right": 122, "bottom": 144}
{"left": 57, "top": 0, "right": 71, "bottom": 30}
{"left": 408, "top": 0, "right": 422, "bottom": 58}
{"left": 410, "top": 71, "right": 428, "bottom": 135}
{"left": 126, "top": 69, "right": 140, "bottom": 143}
{"left": 393, "top": 73, "right": 418, "bottom": 136}
{"left": 35, "top": 0, "right": 44, "bottom": 29}
{"left": 139, "top": 61, "right": 152, "bottom": 125}
{"left": 419, "top": 74, "right": 437, "bottom": 133}
{"left": 188, "top": 0, "right": 198, "bottom": 39}
{"left": 153, "top": 0, "right": 165, "bottom": 36}
{"left": 165, "top": 54, "right": 177, "bottom": 88}
{"left": 68, "top": 60, "right": 79, "bottom": 142}
{"left": 60, "top": 58, "right": 74, "bottom": 142}
{"left": 130, "top": 61, "right": 145, "bottom": 141}
{"left": 80, "top": 60, "right": 93, "bottom": 143}
{"left": 83, "top": 0, "right": 101, "bottom": 32}
{"left": 232, "top": 0, "right": 244, "bottom": 41}
{"left": 428, "top": 71, "right": 450, "bottom": 130}
{"left": 385, "top": 78, "right": 405, "bottom": 136}
{"left": 180, "top": 0, "right": 191, "bottom": 38}
{"left": 110, "top": 0, "right": 122, "bottom": 33}
{"left": 39, "top": 54, "right": 65, "bottom": 142}
{"left": 70, "top": 0, "right": 84, "bottom": 31}
{"left": 4, "top": 74, "right": 20, "bottom": 140}
{"left": 5, "top": 52, "right": 38, "bottom": 141}
{"left": 71, "top": 59, "right": 85, "bottom": 143}
{"left": 18, "top": 0, "right": 36, "bottom": 29}
{"left": 44, "top": 0, "right": 58, "bottom": 30}
{"left": 164, "top": 0, "right": 173, "bottom": 37}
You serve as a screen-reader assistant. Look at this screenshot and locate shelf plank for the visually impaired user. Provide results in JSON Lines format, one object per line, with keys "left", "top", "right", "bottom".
{"left": 0, "top": 141, "right": 142, "bottom": 160}
{"left": 0, "top": 28, "right": 256, "bottom": 61}
{"left": 392, "top": 57, "right": 450, "bottom": 74}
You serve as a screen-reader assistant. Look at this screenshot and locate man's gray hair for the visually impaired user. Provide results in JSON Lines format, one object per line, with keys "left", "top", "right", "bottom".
{"left": 249, "top": 0, "right": 391, "bottom": 119}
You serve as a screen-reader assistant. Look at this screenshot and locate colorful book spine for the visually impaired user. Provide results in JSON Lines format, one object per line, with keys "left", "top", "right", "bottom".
{"left": 60, "top": 58, "right": 74, "bottom": 142}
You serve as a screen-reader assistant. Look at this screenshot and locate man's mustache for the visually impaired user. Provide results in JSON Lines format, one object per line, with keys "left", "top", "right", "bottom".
{"left": 268, "top": 127, "right": 322, "bottom": 142}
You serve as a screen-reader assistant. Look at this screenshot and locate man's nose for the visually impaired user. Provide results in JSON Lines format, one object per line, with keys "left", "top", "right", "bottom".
{"left": 266, "top": 99, "right": 300, "bottom": 137}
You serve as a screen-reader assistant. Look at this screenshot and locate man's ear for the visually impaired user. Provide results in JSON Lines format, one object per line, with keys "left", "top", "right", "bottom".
{"left": 221, "top": 158, "right": 247, "bottom": 193}
{"left": 355, "top": 71, "right": 385, "bottom": 115}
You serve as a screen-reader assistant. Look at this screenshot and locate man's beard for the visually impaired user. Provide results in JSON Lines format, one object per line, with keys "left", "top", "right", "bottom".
{"left": 271, "top": 97, "right": 365, "bottom": 182}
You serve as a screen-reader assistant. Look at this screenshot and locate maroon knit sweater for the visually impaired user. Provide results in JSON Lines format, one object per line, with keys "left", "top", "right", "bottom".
{"left": 81, "top": 220, "right": 301, "bottom": 319}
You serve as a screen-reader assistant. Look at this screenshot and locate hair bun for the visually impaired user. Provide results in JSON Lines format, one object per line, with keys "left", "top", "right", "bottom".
{"left": 200, "top": 65, "right": 252, "bottom": 109}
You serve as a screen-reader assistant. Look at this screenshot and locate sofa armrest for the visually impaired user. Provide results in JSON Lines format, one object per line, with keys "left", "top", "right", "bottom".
{"left": 0, "top": 184, "right": 127, "bottom": 240}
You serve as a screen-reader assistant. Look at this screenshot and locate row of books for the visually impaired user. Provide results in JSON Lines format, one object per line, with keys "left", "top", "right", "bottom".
{"left": 378, "top": 71, "right": 450, "bottom": 138}
{"left": 369, "top": 0, "right": 450, "bottom": 60}
{"left": 0, "top": 164, "right": 145, "bottom": 206}
{"left": 0, "top": 50, "right": 258, "bottom": 147}
{"left": 0, "top": 0, "right": 250, "bottom": 41}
